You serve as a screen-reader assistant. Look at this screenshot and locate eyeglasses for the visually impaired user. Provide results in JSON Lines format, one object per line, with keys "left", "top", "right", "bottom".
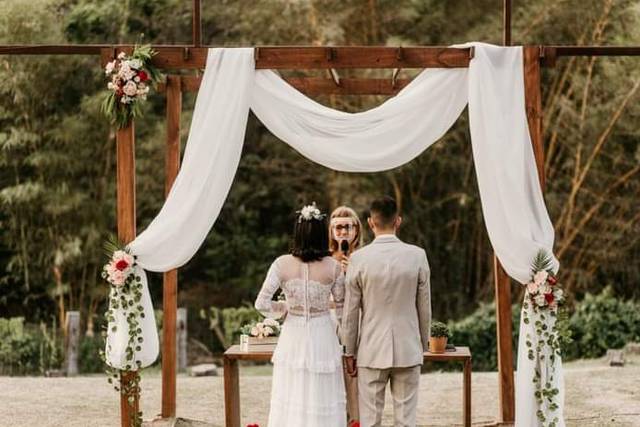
{"left": 332, "top": 224, "right": 354, "bottom": 232}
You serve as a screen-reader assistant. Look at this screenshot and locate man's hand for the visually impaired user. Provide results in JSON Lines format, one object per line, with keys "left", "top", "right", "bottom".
{"left": 344, "top": 355, "right": 357, "bottom": 377}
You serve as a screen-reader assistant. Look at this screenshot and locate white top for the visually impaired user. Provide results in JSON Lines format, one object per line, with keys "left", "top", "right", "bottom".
{"left": 255, "top": 254, "right": 345, "bottom": 321}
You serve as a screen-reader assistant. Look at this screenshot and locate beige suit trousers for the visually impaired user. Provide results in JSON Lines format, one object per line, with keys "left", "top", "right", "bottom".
{"left": 358, "top": 365, "right": 421, "bottom": 427}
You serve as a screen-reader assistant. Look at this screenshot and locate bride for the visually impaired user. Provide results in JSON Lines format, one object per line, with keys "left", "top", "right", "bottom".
{"left": 254, "top": 203, "right": 347, "bottom": 427}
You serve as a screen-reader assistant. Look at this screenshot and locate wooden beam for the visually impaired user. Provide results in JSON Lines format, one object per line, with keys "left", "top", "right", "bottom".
{"left": 253, "top": 46, "right": 471, "bottom": 69}
{"left": 192, "top": 0, "right": 202, "bottom": 47}
{"left": 161, "top": 76, "right": 181, "bottom": 419}
{"left": 158, "top": 74, "right": 411, "bottom": 95}
{"left": 116, "top": 123, "right": 139, "bottom": 427}
{"left": 503, "top": 0, "right": 512, "bottom": 46}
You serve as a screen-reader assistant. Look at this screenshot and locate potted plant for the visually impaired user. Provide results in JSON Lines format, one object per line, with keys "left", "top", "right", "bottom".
{"left": 240, "top": 318, "right": 281, "bottom": 348}
{"left": 429, "top": 321, "right": 450, "bottom": 354}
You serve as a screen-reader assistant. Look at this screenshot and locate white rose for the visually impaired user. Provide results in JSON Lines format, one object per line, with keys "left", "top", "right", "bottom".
{"left": 105, "top": 60, "right": 116, "bottom": 75}
{"left": 123, "top": 81, "right": 138, "bottom": 96}
{"left": 250, "top": 326, "right": 259, "bottom": 337}
{"left": 534, "top": 293, "right": 546, "bottom": 307}
{"left": 131, "top": 59, "right": 142, "bottom": 69}
{"left": 533, "top": 270, "right": 548, "bottom": 285}
{"left": 263, "top": 326, "right": 274, "bottom": 336}
{"left": 264, "top": 318, "right": 278, "bottom": 327}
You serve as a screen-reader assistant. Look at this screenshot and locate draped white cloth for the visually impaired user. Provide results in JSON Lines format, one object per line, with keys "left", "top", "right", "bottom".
{"left": 106, "top": 42, "right": 563, "bottom": 426}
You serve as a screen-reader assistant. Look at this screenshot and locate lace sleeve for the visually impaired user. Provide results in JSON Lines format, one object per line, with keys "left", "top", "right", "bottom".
{"left": 331, "top": 262, "right": 346, "bottom": 323}
{"left": 254, "top": 259, "right": 287, "bottom": 319}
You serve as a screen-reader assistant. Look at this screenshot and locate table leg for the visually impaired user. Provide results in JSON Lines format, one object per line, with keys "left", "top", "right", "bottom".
{"left": 224, "top": 357, "right": 240, "bottom": 427}
{"left": 463, "top": 359, "right": 471, "bottom": 427}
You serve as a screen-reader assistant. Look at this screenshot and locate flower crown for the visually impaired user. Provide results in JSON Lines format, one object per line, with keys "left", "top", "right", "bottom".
{"left": 297, "top": 202, "right": 326, "bottom": 223}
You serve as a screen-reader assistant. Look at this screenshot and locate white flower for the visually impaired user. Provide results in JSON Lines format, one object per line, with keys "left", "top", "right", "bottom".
{"left": 105, "top": 60, "right": 116, "bottom": 75}
{"left": 263, "top": 318, "right": 279, "bottom": 328}
{"left": 526, "top": 282, "right": 538, "bottom": 294}
{"left": 123, "top": 81, "right": 138, "bottom": 96}
{"left": 134, "top": 76, "right": 140, "bottom": 83}
{"left": 533, "top": 270, "right": 548, "bottom": 285}
{"left": 121, "top": 96, "right": 132, "bottom": 104}
{"left": 534, "top": 293, "right": 546, "bottom": 307}
{"left": 250, "top": 326, "right": 259, "bottom": 337}
{"left": 128, "top": 59, "right": 142, "bottom": 69}
{"left": 299, "top": 203, "right": 324, "bottom": 221}
{"left": 263, "top": 326, "right": 273, "bottom": 336}
{"left": 118, "top": 63, "right": 136, "bottom": 81}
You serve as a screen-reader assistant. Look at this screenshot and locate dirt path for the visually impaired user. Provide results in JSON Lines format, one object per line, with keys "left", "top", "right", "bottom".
{"left": 1, "top": 356, "right": 639, "bottom": 427}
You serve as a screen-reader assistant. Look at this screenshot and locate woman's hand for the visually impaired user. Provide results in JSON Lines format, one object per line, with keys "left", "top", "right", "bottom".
{"left": 340, "top": 253, "right": 350, "bottom": 273}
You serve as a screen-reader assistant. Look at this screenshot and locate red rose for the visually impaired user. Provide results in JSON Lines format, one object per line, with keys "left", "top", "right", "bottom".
{"left": 115, "top": 259, "right": 129, "bottom": 271}
{"left": 547, "top": 275, "right": 557, "bottom": 286}
{"left": 544, "top": 292, "right": 554, "bottom": 305}
{"left": 350, "top": 422, "right": 361, "bottom": 427}
{"left": 246, "top": 424, "right": 259, "bottom": 427}
{"left": 138, "top": 70, "right": 149, "bottom": 82}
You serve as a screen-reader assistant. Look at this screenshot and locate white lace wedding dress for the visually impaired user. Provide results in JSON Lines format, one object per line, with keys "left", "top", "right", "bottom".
{"left": 255, "top": 254, "right": 347, "bottom": 427}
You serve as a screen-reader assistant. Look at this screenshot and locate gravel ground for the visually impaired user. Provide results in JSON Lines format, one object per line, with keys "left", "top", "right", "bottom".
{"left": 1, "top": 356, "right": 639, "bottom": 427}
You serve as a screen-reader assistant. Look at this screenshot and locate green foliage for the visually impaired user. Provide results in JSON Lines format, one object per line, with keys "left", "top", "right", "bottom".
{"left": 448, "top": 302, "right": 520, "bottom": 371}
{"left": 430, "top": 321, "right": 450, "bottom": 338}
{"left": 564, "top": 287, "right": 640, "bottom": 360}
{"left": 78, "top": 334, "right": 104, "bottom": 374}
{"left": 201, "top": 305, "right": 262, "bottom": 349}
{"left": 0, "top": 317, "right": 63, "bottom": 375}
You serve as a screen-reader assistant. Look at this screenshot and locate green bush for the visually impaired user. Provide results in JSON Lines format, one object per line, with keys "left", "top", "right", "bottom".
{"left": 448, "top": 302, "right": 520, "bottom": 371}
{"left": 201, "top": 304, "right": 263, "bottom": 350}
{"left": 0, "top": 317, "right": 63, "bottom": 375}
{"left": 564, "top": 287, "right": 640, "bottom": 360}
{"left": 78, "top": 334, "right": 105, "bottom": 374}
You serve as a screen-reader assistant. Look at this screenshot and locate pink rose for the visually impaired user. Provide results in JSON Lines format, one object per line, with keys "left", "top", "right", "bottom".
{"left": 526, "top": 282, "right": 538, "bottom": 294}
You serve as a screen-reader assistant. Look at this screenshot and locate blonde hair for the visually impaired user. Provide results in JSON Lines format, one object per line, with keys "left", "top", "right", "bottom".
{"left": 329, "top": 206, "right": 363, "bottom": 254}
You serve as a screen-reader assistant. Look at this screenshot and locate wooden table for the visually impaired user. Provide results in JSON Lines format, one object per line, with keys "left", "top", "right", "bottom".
{"left": 223, "top": 344, "right": 472, "bottom": 427}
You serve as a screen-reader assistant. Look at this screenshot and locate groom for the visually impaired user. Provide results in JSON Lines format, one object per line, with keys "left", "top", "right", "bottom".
{"left": 341, "top": 196, "right": 432, "bottom": 427}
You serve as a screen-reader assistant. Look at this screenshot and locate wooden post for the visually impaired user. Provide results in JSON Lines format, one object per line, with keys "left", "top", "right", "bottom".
{"left": 177, "top": 308, "right": 188, "bottom": 372}
{"left": 523, "top": 46, "right": 546, "bottom": 190}
{"left": 161, "top": 75, "right": 182, "bottom": 419}
{"left": 64, "top": 311, "right": 80, "bottom": 376}
{"left": 493, "top": 258, "right": 514, "bottom": 423}
{"left": 116, "top": 123, "right": 138, "bottom": 427}
{"left": 223, "top": 357, "right": 241, "bottom": 427}
{"left": 494, "top": 46, "right": 546, "bottom": 425}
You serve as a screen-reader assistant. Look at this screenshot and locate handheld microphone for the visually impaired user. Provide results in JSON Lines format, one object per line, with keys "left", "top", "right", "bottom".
{"left": 340, "top": 239, "right": 349, "bottom": 255}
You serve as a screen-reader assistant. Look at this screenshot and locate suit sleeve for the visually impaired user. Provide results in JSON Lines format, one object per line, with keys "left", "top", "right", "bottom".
{"left": 417, "top": 250, "right": 432, "bottom": 351}
{"left": 341, "top": 257, "right": 362, "bottom": 356}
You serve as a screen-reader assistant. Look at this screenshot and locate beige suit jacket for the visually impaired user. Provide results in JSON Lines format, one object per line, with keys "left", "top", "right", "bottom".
{"left": 341, "top": 234, "right": 431, "bottom": 369}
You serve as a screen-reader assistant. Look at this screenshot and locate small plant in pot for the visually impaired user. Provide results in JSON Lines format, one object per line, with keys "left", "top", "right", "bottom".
{"left": 429, "top": 321, "right": 450, "bottom": 354}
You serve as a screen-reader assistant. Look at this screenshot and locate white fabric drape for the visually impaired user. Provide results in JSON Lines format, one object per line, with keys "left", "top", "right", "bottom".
{"left": 106, "top": 42, "right": 563, "bottom": 426}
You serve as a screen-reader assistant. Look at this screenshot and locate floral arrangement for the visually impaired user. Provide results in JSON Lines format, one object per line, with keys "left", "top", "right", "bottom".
{"left": 101, "top": 45, "right": 161, "bottom": 129}
{"left": 100, "top": 237, "right": 145, "bottom": 427}
{"left": 297, "top": 202, "right": 326, "bottom": 222}
{"left": 241, "top": 318, "right": 281, "bottom": 338}
{"left": 522, "top": 250, "right": 568, "bottom": 427}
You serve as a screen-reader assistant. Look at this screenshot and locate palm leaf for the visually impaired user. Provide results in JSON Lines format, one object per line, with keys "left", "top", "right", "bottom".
{"left": 531, "top": 249, "right": 553, "bottom": 273}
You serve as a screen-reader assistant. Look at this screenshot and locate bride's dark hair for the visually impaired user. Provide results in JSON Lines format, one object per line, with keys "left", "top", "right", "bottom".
{"left": 290, "top": 215, "right": 330, "bottom": 262}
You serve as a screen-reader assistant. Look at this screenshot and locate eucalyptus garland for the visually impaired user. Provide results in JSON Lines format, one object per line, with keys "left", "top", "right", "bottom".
{"left": 100, "top": 237, "right": 146, "bottom": 427}
{"left": 522, "top": 250, "right": 570, "bottom": 427}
